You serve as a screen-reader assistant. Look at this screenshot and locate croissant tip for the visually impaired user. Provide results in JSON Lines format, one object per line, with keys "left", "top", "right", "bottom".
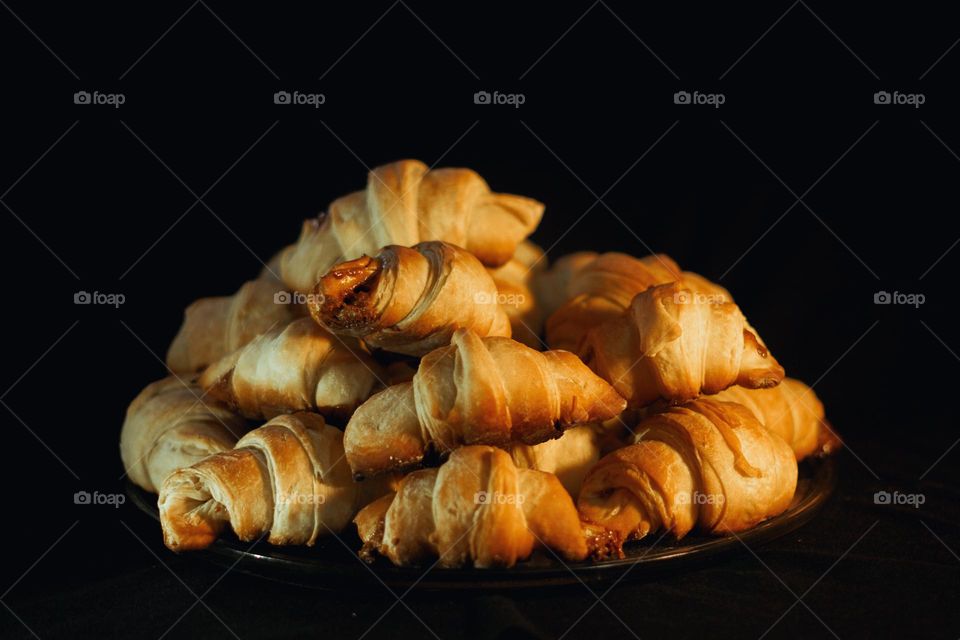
{"left": 315, "top": 255, "right": 383, "bottom": 331}
{"left": 815, "top": 419, "right": 843, "bottom": 456}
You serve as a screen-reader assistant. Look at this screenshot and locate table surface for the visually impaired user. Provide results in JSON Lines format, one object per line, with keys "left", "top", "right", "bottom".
{"left": 2, "top": 433, "right": 957, "bottom": 640}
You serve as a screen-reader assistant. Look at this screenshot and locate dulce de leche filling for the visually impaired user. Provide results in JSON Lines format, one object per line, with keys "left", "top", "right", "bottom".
{"left": 313, "top": 256, "right": 384, "bottom": 330}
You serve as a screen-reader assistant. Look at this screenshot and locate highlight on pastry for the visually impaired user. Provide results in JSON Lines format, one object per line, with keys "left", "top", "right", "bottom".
{"left": 353, "top": 445, "right": 588, "bottom": 568}
{"left": 343, "top": 328, "right": 627, "bottom": 479}
{"left": 310, "top": 241, "right": 511, "bottom": 357}
{"left": 198, "top": 317, "right": 383, "bottom": 421}
{"left": 578, "top": 399, "right": 798, "bottom": 557}
{"left": 159, "top": 412, "right": 394, "bottom": 552}
{"left": 581, "top": 280, "right": 784, "bottom": 408}
{"left": 120, "top": 376, "right": 249, "bottom": 493}
{"left": 280, "top": 159, "right": 545, "bottom": 293}
{"left": 713, "top": 377, "right": 841, "bottom": 460}
{"left": 508, "top": 425, "right": 599, "bottom": 498}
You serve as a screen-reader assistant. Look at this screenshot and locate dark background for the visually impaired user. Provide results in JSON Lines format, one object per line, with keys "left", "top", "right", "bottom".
{"left": 1, "top": 2, "right": 958, "bottom": 638}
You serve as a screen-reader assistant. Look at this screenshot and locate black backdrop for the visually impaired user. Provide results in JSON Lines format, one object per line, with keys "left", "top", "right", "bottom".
{"left": 2, "top": 2, "right": 959, "bottom": 639}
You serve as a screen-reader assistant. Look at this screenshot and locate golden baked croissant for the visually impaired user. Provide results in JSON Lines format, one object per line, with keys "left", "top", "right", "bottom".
{"left": 344, "top": 328, "right": 626, "bottom": 478}
{"left": 533, "top": 250, "right": 598, "bottom": 321}
{"left": 578, "top": 399, "right": 797, "bottom": 554}
{"left": 487, "top": 240, "right": 547, "bottom": 348}
{"left": 159, "top": 412, "right": 393, "bottom": 551}
{"left": 166, "top": 272, "right": 300, "bottom": 374}
{"left": 199, "top": 317, "right": 383, "bottom": 421}
{"left": 310, "top": 241, "right": 511, "bottom": 357}
{"left": 714, "top": 378, "right": 840, "bottom": 460}
{"left": 546, "top": 253, "right": 684, "bottom": 351}
{"left": 508, "top": 425, "right": 599, "bottom": 497}
{"left": 545, "top": 252, "right": 734, "bottom": 352}
{"left": 281, "top": 159, "right": 545, "bottom": 293}
{"left": 120, "top": 377, "right": 249, "bottom": 493}
{"left": 581, "top": 281, "right": 783, "bottom": 408}
{"left": 354, "top": 445, "right": 588, "bottom": 567}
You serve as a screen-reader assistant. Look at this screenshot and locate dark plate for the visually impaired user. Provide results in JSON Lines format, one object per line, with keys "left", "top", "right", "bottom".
{"left": 128, "top": 456, "right": 837, "bottom": 589}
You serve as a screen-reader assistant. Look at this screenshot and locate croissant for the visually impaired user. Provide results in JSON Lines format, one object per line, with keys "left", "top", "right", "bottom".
{"left": 487, "top": 240, "right": 547, "bottom": 348}
{"left": 508, "top": 425, "right": 599, "bottom": 497}
{"left": 533, "top": 250, "right": 598, "bottom": 321}
{"left": 310, "top": 241, "right": 511, "bottom": 357}
{"left": 578, "top": 399, "right": 797, "bottom": 554}
{"left": 713, "top": 378, "right": 840, "bottom": 460}
{"left": 545, "top": 252, "right": 734, "bottom": 352}
{"left": 120, "top": 377, "right": 249, "bottom": 493}
{"left": 344, "top": 328, "right": 626, "bottom": 478}
{"left": 166, "top": 272, "right": 301, "bottom": 374}
{"left": 546, "top": 253, "right": 683, "bottom": 351}
{"left": 281, "top": 159, "right": 545, "bottom": 293}
{"left": 199, "top": 317, "right": 383, "bottom": 421}
{"left": 354, "top": 445, "right": 587, "bottom": 567}
{"left": 159, "top": 412, "right": 393, "bottom": 551}
{"left": 581, "top": 281, "right": 784, "bottom": 408}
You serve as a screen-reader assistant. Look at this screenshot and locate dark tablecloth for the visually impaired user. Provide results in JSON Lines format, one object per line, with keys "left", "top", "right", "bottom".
{"left": 3, "top": 433, "right": 958, "bottom": 640}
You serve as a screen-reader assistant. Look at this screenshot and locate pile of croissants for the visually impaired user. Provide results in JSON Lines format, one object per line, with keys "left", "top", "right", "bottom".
{"left": 120, "top": 159, "right": 840, "bottom": 568}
